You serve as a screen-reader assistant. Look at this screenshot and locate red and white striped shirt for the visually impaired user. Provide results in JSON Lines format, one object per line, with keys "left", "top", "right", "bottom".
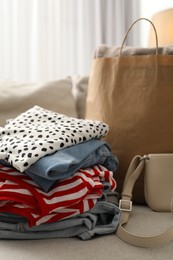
{"left": 0, "top": 164, "right": 116, "bottom": 227}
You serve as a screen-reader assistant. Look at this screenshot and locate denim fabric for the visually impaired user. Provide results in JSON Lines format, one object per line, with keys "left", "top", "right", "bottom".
{"left": 25, "top": 139, "right": 119, "bottom": 192}
{"left": 0, "top": 201, "right": 120, "bottom": 240}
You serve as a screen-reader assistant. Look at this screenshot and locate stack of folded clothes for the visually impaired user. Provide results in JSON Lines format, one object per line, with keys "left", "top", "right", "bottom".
{"left": 0, "top": 106, "right": 120, "bottom": 240}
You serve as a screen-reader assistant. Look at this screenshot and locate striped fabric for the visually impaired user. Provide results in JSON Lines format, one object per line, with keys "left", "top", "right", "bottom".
{"left": 0, "top": 164, "right": 116, "bottom": 227}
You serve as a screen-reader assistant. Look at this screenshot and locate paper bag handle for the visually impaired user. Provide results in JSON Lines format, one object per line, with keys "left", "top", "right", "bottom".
{"left": 120, "top": 18, "right": 159, "bottom": 56}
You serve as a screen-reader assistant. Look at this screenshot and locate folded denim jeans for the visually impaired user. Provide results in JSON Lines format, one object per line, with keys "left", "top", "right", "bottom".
{"left": 25, "top": 139, "right": 118, "bottom": 191}
{"left": 0, "top": 201, "right": 120, "bottom": 240}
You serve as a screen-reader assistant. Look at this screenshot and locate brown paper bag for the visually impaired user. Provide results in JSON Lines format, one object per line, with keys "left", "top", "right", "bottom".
{"left": 85, "top": 18, "right": 173, "bottom": 204}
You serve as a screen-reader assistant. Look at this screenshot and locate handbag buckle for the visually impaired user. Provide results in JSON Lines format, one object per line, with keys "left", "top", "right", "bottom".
{"left": 119, "top": 199, "right": 132, "bottom": 212}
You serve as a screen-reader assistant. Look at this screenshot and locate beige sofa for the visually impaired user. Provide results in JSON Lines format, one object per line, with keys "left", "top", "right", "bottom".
{"left": 0, "top": 76, "right": 173, "bottom": 260}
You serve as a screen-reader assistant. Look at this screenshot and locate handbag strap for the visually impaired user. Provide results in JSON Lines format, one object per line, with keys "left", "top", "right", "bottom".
{"left": 116, "top": 155, "right": 173, "bottom": 247}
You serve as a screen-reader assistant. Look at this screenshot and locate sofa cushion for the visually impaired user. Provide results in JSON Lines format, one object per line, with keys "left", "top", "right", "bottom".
{"left": 0, "top": 79, "right": 77, "bottom": 127}
{"left": 71, "top": 75, "right": 89, "bottom": 119}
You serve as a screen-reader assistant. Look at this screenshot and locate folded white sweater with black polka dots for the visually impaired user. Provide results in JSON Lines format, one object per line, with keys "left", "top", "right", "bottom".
{"left": 0, "top": 106, "right": 109, "bottom": 172}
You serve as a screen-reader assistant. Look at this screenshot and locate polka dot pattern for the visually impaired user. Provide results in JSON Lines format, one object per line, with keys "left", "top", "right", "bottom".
{"left": 0, "top": 106, "right": 109, "bottom": 172}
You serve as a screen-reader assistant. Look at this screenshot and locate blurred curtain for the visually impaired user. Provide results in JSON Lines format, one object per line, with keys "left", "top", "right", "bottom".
{"left": 0, "top": 0, "right": 139, "bottom": 81}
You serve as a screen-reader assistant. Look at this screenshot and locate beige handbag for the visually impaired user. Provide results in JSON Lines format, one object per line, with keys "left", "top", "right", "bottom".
{"left": 117, "top": 154, "right": 173, "bottom": 247}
